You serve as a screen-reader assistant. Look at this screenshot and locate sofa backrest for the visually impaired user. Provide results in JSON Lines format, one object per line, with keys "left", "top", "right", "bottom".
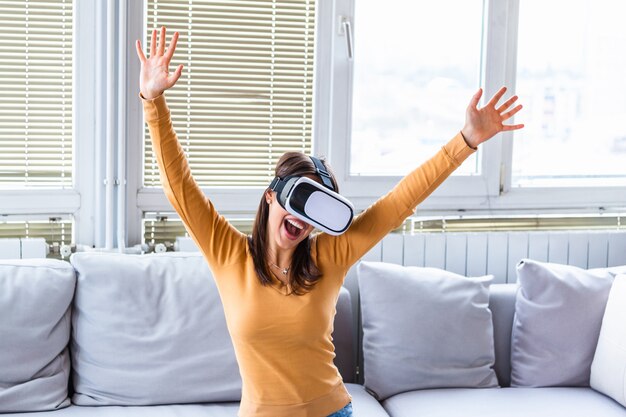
{"left": 334, "top": 286, "right": 355, "bottom": 383}
{"left": 488, "top": 283, "right": 518, "bottom": 387}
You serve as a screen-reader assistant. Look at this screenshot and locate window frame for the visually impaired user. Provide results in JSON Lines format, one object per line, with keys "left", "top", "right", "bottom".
{"left": 127, "top": 0, "right": 326, "bottom": 244}
{"left": 3, "top": 0, "right": 623, "bottom": 252}
{"left": 326, "top": 0, "right": 626, "bottom": 214}
{"left": 126, "top": 0, "right": 626, "bottom": 245}
{"left": 325, "top": 0, "right": 503, "bottom": 211}
{"left": 0, "top": 0, "right": 97, "bottom": 247}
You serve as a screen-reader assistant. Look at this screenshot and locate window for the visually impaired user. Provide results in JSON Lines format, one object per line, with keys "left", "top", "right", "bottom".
{"left": 0, "top": 0, "right": 82, "bottom": 252}
{"left": 144, "top": 0, "right": 316, "bottom": 188}
{"left": 513, "top": 0, "right": 626, "bottom": 187}
{"left": 327, "top": 0, "right": 626, "bottom": 213}
{"left": 4, "top": 1, "right": 624, "bottom": 252}
{"left": 0, "top": 0, "right": 73, "bottom": 187}
{"left": 142, "top": 212, "right": 253, "bottom": 250}
{"left": 349, "top": 0, "right": 483, "bottom": 177}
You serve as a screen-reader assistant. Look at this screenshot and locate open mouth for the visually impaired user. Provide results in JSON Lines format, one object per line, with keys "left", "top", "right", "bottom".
{"left": 283, "top": 218, "right": 305, "bottom": 240}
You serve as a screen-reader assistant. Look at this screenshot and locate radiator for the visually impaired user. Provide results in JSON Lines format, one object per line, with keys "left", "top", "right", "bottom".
{"left": 364, "top": 231, "right": 626, "bottom": 284}
{"left": 176, "top": 230, "right": 626, "bottom": 284}
{"left": 0, "top": 238, "right": 48, "bottom": 260}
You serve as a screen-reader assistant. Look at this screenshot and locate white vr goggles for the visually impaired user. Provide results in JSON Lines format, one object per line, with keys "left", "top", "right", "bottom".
{"left": 269, "top": 157, "right": 355, "bottom": 236}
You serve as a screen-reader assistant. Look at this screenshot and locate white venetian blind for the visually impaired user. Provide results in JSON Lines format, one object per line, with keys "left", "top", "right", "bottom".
{"left": 0, "top": 0, "right": 73, "bottom": 187}
{"left": 144, "top": 0, "right": 315, "bottom": 187}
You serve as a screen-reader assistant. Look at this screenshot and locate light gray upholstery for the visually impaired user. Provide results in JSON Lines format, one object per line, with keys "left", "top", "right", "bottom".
{"left": 333, "top": 287, "right": 355, "bottom": 383}
{"left": 70, "top": 252, "right": 242, "bottom": 406}
{"left": 511, "top": 259, "right": 626, "bottom": 387}
{"left": 3, "top": 253, "right": 626, "bottom": 417}
{"left": 358, "top": 262, "right": 498, "bottom": 400}
{"left": 345, "top": 384, "right": 391, "bottom": 417}
{"left": 0, "top": 403, "right": 240, "bottom": 417}
{"left": 591, "top": 275, "right": 626, "bottom": 407}
{"left": 0, "top": 386, "right": 385, "bottom": 417}
{"left": 0, "top": 259, "right": 75, "bottom": 413}
{"left": 382, "top": 387, "right": 626, "bottom": 417}
{"left": 488, "top": 283, "right": 517, "bottom": 387}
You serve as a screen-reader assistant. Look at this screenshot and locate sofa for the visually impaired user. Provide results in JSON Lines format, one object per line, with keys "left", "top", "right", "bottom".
{"left": 1, "top": 251, "right": 626, "bottom": 416}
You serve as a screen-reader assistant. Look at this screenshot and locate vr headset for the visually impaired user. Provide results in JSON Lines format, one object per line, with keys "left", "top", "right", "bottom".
{"left": 269, "top": 156, "right": 355, "bottom": 236}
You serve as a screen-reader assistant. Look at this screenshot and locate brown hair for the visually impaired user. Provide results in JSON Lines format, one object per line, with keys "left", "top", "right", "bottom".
{"left": 247, "top": 152, "right": 339, "bottom": 295}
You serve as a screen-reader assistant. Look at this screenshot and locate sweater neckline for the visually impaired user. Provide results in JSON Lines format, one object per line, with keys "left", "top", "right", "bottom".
{"left": 268, "top": 271, "right": 293, "bottom": 296}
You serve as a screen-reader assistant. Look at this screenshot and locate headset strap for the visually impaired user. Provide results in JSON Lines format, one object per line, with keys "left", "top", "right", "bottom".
{"left": 310, "top": 156, "right": 334, "bottom": 191}
{"left": 269, "top": 176, "right": 284, "bottom": 192}
{"left": 268, "top": 157, "right": 333, "bottom": 192}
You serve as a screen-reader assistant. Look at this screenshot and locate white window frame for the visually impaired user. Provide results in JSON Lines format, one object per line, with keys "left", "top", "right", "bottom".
{"left": 0, "top": 0, "right": 98, "bottom": 247}
{"left": 7, "top": 1, "right": 622, "bottom": 252}
{"left": 126, "top": 0, "right": 321, "bottom": 245}
{"left": 325, "top": 0, "right": 626, "bottom": 214}
{"left": 124, "top": 0, "right": 626, "bottom": 245}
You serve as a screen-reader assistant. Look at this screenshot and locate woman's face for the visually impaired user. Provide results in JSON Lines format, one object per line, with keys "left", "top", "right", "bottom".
{"left": 265, "top": 190, "right": 315, "bottom": 252}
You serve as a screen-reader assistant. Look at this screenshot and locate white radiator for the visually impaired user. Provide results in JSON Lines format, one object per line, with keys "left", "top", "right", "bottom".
{"left": 362, "top": 231, "right": 626, "bottom": 284}
{"left": 176, "top": 230, "right": 626, "bottom": 284}
{"left": 0, "top": 238, "right": 48, "bottom": 260}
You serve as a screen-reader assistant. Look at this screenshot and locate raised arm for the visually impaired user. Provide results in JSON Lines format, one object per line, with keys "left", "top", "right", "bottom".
{"left": 317, "top": 87, "right": 524, "bottom": 268}
{"left": 137, "top": 27, "right": 246, "bottom": 267}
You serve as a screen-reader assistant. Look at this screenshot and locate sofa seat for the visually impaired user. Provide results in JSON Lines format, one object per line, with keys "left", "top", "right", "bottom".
{"left": 0, "top": 403, "right": 239, "bottom": 417}
{"left": 382, "top": 387, "right": 626, "bottom": 417}
{"left": 346, "top": 383, "right": 390, "bottom": 417}
{"left": 0, "top": 384, "right": 384, "bottom": 417}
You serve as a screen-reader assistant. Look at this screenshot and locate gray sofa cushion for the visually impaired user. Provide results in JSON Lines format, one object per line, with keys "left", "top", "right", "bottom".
{"left": 0, "top": 259, "right": 75, "bottom": 413}
{"left": 591, "top": 274, "right": 626, "bottom": 407}
{"left": 70, "top": 252, "right": 241, "bottom": 406}
{"left": 512, "top": 259, "right": 626, "bottom": 387}
{"left": 382, "top": 387, "right": 626, "bottom": 417}
{"left": 358, "top": 262, "right": 498, "bottom": 400}
{"left": 345, "top": 383, "right": 393, "bottom": 417}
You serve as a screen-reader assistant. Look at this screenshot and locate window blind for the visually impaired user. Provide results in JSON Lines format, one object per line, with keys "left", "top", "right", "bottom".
{"left": 0, "top": 219, "right": 72, "bottom": 241}
{"left": 144, "top": 0, "right": 315, "bottom": 187}
{"left": 143, "top": 212, "right": 253, "bottom": 248}
{"left": 0, "top": 0, "right": 73, "bottom": 187}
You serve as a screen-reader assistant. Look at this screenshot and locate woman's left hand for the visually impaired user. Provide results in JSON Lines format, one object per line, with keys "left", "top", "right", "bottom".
{"left": 461, "top": 86, "right": 524, "bottom": 148}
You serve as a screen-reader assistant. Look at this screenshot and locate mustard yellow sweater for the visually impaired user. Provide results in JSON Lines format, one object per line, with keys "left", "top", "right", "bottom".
{"left": 143, "top": 94, "right": 475, "bottom": 417}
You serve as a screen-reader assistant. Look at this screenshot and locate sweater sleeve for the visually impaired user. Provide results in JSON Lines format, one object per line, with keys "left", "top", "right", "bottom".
{"left": 142, "top": 94, "right": 246, "bottom": 268}
{"left": 316, "top": 133, "right": 475, "bottom": 269}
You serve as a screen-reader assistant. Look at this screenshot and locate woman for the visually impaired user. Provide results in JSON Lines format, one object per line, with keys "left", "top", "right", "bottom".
{"left": 136, "top": 27, "right": 523, "bottom": 417}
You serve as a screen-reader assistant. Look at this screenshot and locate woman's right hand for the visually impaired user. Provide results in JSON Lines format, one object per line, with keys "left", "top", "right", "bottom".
{"left": 136, "top": 26, "right": 183, "bottom": 100}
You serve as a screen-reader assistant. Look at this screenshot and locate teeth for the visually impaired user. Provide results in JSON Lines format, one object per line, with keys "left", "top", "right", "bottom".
{"left": 286, "top": 219, "right": 304, "bottom": 230}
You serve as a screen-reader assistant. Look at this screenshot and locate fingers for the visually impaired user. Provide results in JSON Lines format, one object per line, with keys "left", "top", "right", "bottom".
{"left": 487, "top": 86, "right": 507, "bottom": 108}
{"left": 164, "top": 31, "right": 180, "bottom": 61}
{"left": 157, "top": 26, "right": 166, "bottom": 56}
{"left": 496, "top": 95, "right": 518, "bottom": 113}
{"left": 501, "top": 104, "right": 523, "bottom": 121}
{"left": 502, "top": 123, "right": 525, "bottom": 131}
{"left": 135, "top": 40, "right": 146, "bottom": 63}
{"left": 468, "top": 88, "right": 483, "bottom": 109}
{"left": 149, "top": 29, "right": 157, "bottom": 57}
{"left": 166, "top": 64, "right": 184, "bottom": 88}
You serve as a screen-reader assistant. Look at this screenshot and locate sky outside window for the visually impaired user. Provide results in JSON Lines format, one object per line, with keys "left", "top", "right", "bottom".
{"left": 349, "top": 0, "right": 483, "bottom": 176}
